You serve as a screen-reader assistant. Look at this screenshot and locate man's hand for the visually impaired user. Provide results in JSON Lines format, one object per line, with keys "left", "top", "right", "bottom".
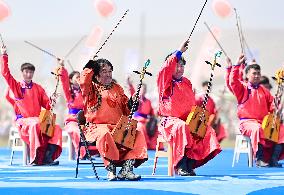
{"left": 226, "top": 57, "right": 232, "bottom": 68}
{"left": 235, "top": 54, "right": 246, "bottom": 66}
{"left": 178, "top": 40, "right": 189, "bottom": 53}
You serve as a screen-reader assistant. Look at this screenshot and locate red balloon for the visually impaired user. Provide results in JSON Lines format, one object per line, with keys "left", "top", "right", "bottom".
{"left": 94, "top": 0, "right": 115, "bottom": 18}
{"left": 212, "top": 0, "right": 232, "bottom": 18}
{"left": 0, "top": 1, "right": 10, "bottom": 22}
{"left": 85, "top": 26, "right": 104, "bottom": 48}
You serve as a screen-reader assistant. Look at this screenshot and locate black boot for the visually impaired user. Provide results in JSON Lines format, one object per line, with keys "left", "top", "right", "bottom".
{"left": 186, "top": 158, "right": 196, "bottom": 176}
{"left": 106, "top": 162, "right": 117, "bottom": 181}
{"left": 256, "top": 144, "right": 269, "bottom": 167}
{"left": 177, "top": 156, "right": 191, "bottom": 176}
{"left": 270, "top": 144, "right": 283, "bottom": 168}
{"left": 117, "top": 159, "right": 141, "bottom": 181}
{"left": 44, "top": 144, "right": 59, "bottom": 166}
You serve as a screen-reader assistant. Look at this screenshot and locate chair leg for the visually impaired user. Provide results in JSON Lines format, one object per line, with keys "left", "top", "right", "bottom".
{"left": 75, "top": 142, "right": 82, "bottom": 178}
{"left": 248, "top": 143, "right": 253, "bottom": 167}
{"left": 10, "top": 150, "right": 14, "bottom": 165}
{"left": 167, "top": 143, "right": 173, "bottom": 176}
{"left": 23, "top": 142, "right": 28, "bottom": 166}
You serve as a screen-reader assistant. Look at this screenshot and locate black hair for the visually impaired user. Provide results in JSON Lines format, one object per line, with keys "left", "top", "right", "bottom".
{"left": 165, "top": 53, "right": 186, "bottom": 65}
{"left": 21, "top": 63, "right": 35, "bottom": 72}
{"left": 245, "top": 64, "right": 261, "bottom": 74}
{"left": 69, "top": 71, "right": 80, "bottom": 99}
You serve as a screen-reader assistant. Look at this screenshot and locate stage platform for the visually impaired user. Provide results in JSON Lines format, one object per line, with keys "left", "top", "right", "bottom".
{"left": 0, "top": 148, "right": 284, "bottom": 194}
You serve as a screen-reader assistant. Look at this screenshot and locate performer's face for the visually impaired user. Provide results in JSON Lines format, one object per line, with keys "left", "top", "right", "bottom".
{"left": 71, "top": 73, "right": 80, "bottom": 86}
{"left": 22, "top": 69, "right": 34, "bottom": 83}
{"left": 173, "top": 62, "right": 185, "bottom": 80}
{"left": 97, "top": 64, "right": 113, "bottom": 85}
{"left": 247, "top": 68, "right": 261, "bottom": 85}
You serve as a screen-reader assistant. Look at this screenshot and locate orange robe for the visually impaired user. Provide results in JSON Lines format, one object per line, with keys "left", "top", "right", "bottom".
{"left": 195, "top": 93, "right": 228, "bottom": 143}
{"left": 128, "top": 83, "right": 160, "bottom": 150}
{"left": 229, "top": 64, "right": 284, "bottom": 162}
{"left": 157, "top": 51, "right": 221, "bottom": 169}
{"left": 79, "top": 68, "right": 148, "bottom": 167}
{"left": 59, "top": 66, "right": 87, "bottom": 158}
{"left": 1, "top": 54, "right": 62, "bottom": 164}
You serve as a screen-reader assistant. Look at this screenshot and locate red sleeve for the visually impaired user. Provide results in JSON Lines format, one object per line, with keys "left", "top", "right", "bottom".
{"left": 229, "top": 64, "right": 246, "bottom": 103}
{"left": 239, "top": 63, "right": 245, "bottom": 81}
{"left": 225, "top": 66, "right": 233, "bottom": 93}
{"left": 59, "top": 66, "right": 72, "bottom": 102}
{"left": 79, "top": 68, "right": 94, "bottom": 98}
{"left": 157, "top": 53, "right": 178, "bottom": 99}
{"left": 5, "top": 89, "right": 15, "bottom": 106}
{"left": 38, "top": 85, "right": 51, "bottom": 110}
{"left": 127, "top": 82, "right": 135, "bottom": 96}
{"left": 1, "top": 54, "right": 23, "bottom": 99}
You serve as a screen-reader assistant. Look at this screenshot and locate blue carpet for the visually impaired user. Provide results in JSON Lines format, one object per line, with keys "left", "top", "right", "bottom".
{"left": 1, "top": 148, "right": 284, "bottom": 194}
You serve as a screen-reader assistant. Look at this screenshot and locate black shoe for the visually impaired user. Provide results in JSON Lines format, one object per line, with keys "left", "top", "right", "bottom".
{"left": 177, "top": 168, "right": 191, "bottom": 176}
{"left": 269, "top": 161, "right": 282, "bottom": 168}
{"left": 189, "top": 169, "right": 196, "bottom": 176}
{"left": 45, "top": 160, "right": 59, "bottom": 166}
{"left": 256, "top": 160, "right": 269, "bottom": 167}
{"left": 117, "top": 160, "right": 141, "bottom": 181}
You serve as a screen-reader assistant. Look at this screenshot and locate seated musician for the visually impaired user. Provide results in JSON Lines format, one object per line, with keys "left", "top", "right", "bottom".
{"left": 157, "top": 40, "right": 221, "bottom": 176}
{"left": 57, "top": 60, "right": 90, "bottom": 159}
{"left": 195, "top": 81, "right": 228, "bottom": 143}
{"left": 0, "top": 46, "right": 62, "bottom": 166}
{"left": 229, "top": 54, "right": 284, "bottom": 167}
{"left": 79, "top": 58, "right": 148, "bottom": 181}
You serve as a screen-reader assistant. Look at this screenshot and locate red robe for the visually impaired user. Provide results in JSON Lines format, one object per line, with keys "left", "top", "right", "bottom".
{"left": 128, "top": 83, "right": 160, "bottom": 150}
{"left": 229, "top": 64, "right": 284, "bottom": 162}
{"left": 79, "top": 68, "right": 148, "bottom": 167}
{"left": 59, "top": 66, "right": 87, "bottom": 158}
{"left": 157, "top": 51, "right": 221, "bottom": 169}
{"left": 195, "top": 93, "right": 228, "bottom": 143}
{"left": 1, "top": 54, "right": 62, "bottom": 164}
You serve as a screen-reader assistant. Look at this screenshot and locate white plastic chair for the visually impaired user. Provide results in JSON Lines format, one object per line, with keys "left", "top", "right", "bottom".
{"left": 62, "top": 130, "right": 74, "bottom": 160}
{"left": 9, "top": 126, "right": 30, "bottom": 166}
{"left": 232, "top": 134, "right": 253, "bottom": 167}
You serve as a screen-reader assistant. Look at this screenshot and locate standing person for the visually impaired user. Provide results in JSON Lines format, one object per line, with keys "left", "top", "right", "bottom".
{"left": 127, "top": 77, "right": 160, "bottom": 150}
{"left": 57, "top": 61, "right": 90, "bottom": 159}
{"left": 79, "top": 58, "right": 148, "bottom": 181}
{"left": 229, "top": 54, "right": 284, "bottom": 167}
{"left": 157, "top": 40, "right": 221, "bottom": 176}
{"left": 0, "top": 46, "right": 62, "bottom": 166}
{"left": 195, "top": 81, "right": 228, "bottom": 143}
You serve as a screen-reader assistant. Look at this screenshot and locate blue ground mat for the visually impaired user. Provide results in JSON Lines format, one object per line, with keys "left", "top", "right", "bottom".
{"left": 0, "top": 148, "right": 284, "bottom": 194}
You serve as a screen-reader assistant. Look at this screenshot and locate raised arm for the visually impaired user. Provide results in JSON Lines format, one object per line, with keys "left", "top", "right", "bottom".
{"left": 58, "top": 63, "right": 72, "bottom": 103}
{"left": 157, "top": 40, "right": 188, "bottom": 99}
{"left": 229, "top": 54, "right": 246, "bottom": 103}
{"left": 0, "top": 46, "right": 23, "bottom": 99}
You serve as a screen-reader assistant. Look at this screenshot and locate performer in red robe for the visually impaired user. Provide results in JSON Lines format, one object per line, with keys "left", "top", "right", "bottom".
{"left": 1, "top": 46, "right": 62, "bottom": 166}
{"left": 157, "top": 40, "right": 221, "bottom": 176}
{"left": 127, "top": 77, "right": 160, "bottom": 150}
{"left": 229, "top": 54, "right": 284, "bottom": 167}
{"left": 195, "top": 81, "right": 228, "bottom": 143}
{"left": 79, "top": 58, "right": 148, "bottom": 181}
{"left": 58, "top": 63, "right": 89, "bottom": 159}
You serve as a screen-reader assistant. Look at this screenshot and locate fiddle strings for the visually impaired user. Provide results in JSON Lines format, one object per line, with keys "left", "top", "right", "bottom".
{"left": 204, "top": 22, "right": 229, "bottom": 58}
{"left": 234, "top": 8, "right": 245, "bottom": 54}
{"left": 24, "top": 40, "right": 58, "bottom": 59}
{"left": 186, "top": 0, "right": 209, "bottom": 42}
{"left": 93, "top": 9, "right": 130, "bottom": 59}
{"left": 238, "top": 16, "right": 254, "bottom": 60}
